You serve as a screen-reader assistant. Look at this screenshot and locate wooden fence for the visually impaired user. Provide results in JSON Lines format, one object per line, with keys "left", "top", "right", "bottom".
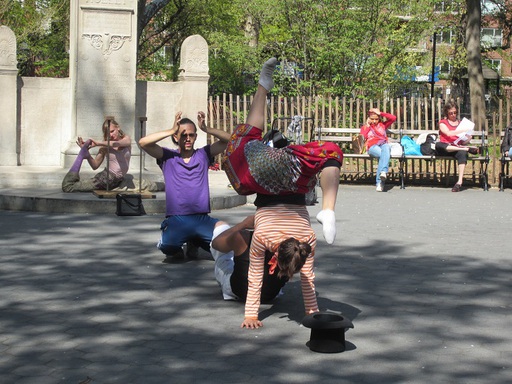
{"left": 207, "top": 94, "right": 512, "bottom": 186}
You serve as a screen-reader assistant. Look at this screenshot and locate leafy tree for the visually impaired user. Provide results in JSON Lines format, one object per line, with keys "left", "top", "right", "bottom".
{"left": 0, "top": 0, "right": 69, "bottom": 77}
{"left": 106, "top": 0, "right": 432, "bottom": 97}
{"left": 466, "top": 0, "right": 486, "bottom": 129}
{"left": 137, "top": 0, "right": 249, "bottom": 83}
{"left": 0, "top": 0, "right": 496, "bottom": 108}
{"left": 440, "top": 0, "right": 495, "bottom": 123}
{"left": 203, "top": 0, "right": 273, "bottom": 95}
{"left": 253, "top": 0, "right": 434, "bottom": 98}
{"left": 136, "top": 0, "right": 188, "bottom": 80}
{"left": 482, "top": 0, "right": 511, "bottom": 48}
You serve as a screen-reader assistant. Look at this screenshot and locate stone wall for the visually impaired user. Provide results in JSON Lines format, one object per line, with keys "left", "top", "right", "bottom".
{"left": 10, "top": 75, "right": 206, "bottom": 169}
{"left": 0, "top": 19, "right": 210, "bottom": 170}
{"left": 0, "top": 25, "right": 18, "bottom": 166}
{"left": 18, "top": 77, "right": 72, "bottom": 166}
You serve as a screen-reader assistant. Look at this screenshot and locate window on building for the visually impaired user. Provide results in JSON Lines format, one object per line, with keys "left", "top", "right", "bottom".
{"left": 482, "top": 0, "right": 502, "bottom": 15}
{"left": 481, "top": 28, "right": 502, "bottom": 48}
{"left": 485, "top": 58, "right": 502, "bottom": 74}
{"left": 154, "top": 46, "right": 173, "bottom": 67}
{"left": 440, "top": 59, "right": 452, "bottom": 74}
{"left": 434, "top": 0, "right": 457, "bottom": 12}
{"left": 436, "top": 29, "right": 454, "bottom": 44}
{"left": 390, "top": 0, "right": 412, "bottom": 17}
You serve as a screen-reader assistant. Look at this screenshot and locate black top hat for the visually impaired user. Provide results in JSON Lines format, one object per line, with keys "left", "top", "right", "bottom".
{"left": 302, "top": 311, "right": 354, "bottom": 353}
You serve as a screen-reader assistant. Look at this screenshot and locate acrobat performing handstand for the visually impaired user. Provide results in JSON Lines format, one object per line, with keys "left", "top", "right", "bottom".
{"left": 222, "top": 58, "right": 344, "bottom": 244}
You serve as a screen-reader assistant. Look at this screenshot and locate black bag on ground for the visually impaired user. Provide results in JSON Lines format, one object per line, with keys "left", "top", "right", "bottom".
{"left": 116, "top": 193, "right": 145, "bottom": 216}
{"left": 420, "top": 134, "right": 438, "bottom": 156}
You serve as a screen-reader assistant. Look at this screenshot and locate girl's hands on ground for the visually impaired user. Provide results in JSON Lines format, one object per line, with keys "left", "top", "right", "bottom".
{"left": 241, "top": 318, "right": 263, "bottom": 329}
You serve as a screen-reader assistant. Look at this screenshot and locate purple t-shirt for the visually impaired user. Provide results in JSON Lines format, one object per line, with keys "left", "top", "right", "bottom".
{"left": 157, "top": 146, "right": 212, "bottom": 216}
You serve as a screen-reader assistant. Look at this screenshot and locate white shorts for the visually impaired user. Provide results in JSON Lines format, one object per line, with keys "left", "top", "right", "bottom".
{"left": 210, "top": 224, "right": 238, "bottom": 300}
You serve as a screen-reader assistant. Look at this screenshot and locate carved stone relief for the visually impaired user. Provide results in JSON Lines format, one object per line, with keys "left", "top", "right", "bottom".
{"left": 0, "top": 26, "right": 17, "bottom": 68}
{"left": 81, "top": 8, "right": 132, "bottom": 57}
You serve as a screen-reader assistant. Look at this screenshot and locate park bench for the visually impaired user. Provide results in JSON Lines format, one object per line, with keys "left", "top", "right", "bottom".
{"left": 317, "top": 127, "right": 490, "bottom": 190}
{"left": 498, "top": 127, "right": 511, "bottom": 191}
{"left": 316, "top": 127, "right": 406, "bottom": 188}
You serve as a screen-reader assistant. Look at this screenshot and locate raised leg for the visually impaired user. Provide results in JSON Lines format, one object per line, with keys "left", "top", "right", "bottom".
{"left": 246, "top": 58, "right": 277, "bottom": 128}
{"left": 316, "top": 166, "right": 340, "bottom": 245}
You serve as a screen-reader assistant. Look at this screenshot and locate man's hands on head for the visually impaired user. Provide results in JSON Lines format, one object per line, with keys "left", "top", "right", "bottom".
{"left": 172, "top": 111, "right": 182, "bottom": 134}
{"left": 197, "top": 111, "right": 207, "bottom": 133}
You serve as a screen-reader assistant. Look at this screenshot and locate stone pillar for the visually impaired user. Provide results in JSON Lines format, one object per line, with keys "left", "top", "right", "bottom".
{"left": 67, "top": 0, "right": 138, "bottom": 167}
{"left": 178, "top": 35, "right": 210, "bottom": 148}
{"left": 0, "top": 26, "right": 19, "bottom": 166}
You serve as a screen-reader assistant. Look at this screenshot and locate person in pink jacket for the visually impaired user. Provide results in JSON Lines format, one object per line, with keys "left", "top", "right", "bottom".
{"left": 360, "top": 108, "right": 397, "bottom": 192}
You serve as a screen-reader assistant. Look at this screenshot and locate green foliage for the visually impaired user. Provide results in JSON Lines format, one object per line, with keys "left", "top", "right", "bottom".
{"left": 2, "top": 0, "right": 499, "bottom": 104}
{"left": 137, "top": 51, "right": 177, "bottom": 82}
{"left": 247, "top": 0, "right": 435, "bottom": 98}
{"left": 138, "top": 0, "right": 440, "bottom": 97}
{"left": 207, "top": 34, "right": 261, "bottom": 95}
{"left": 137, "top": 0, "right": 246, "bottom": 83}
{"left": 0, "top": 0, "right": 69, "bottom": 77}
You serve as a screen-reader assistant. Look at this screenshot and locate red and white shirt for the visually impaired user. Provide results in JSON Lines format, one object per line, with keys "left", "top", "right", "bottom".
{"left": 245, "top": 204, "right": 318, "bottom": 319}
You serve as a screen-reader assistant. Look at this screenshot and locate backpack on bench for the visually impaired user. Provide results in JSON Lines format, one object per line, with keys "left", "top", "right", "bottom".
{"left": 420, "top": 133, "right": 438, "bottom": 156}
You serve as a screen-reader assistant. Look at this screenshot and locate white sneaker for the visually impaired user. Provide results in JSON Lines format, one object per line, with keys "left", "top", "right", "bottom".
{"left": 376, "top": 183, "right": 383, "bottom": 192}
{"left": 379, "top": 172, "right": 387, "bottom": 182}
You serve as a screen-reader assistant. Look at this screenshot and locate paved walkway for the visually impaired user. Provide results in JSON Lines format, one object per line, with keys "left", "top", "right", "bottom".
{"left": 1, "top": 174, "right": 512, "bottom": 383}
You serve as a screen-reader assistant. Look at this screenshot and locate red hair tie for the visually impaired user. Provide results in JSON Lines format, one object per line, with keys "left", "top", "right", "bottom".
{"left": 268, "top": 254, "right": 278, "bottom": 275}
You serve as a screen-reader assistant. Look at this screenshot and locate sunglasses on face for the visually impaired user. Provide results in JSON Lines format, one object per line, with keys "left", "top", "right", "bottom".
{"left": 180, "top": 132, "right": 196, "bottom": 139}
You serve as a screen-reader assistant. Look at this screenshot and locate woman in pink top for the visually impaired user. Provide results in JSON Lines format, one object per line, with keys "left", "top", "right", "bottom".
{"left": 360, "top": 108, "right": 397, "bottom": 192}
{"left": 435, "top": 100, "right": 479, "bottom": 192}
{"left": 62, "top": 119, "right": 131, "bottom": 192}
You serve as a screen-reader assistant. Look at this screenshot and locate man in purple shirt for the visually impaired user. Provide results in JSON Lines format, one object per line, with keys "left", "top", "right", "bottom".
{"left": 139, "top": 111, "right": 230, "bottom": 260}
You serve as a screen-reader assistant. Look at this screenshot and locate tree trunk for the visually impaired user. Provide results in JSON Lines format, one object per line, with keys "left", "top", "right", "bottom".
{"left": 466, "top": 0, "right": 486, "bottom": 131}
{"left": 244, "top": 15, "right": 259, "bottom": 47}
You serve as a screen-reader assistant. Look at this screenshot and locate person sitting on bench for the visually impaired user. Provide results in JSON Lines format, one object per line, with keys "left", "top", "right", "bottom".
{"left": 435, "top": 100, "right": 480, "bottom": 192}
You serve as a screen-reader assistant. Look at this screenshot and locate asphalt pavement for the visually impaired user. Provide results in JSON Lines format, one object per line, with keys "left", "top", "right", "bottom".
{"left": 1, "top": 181, "right": 512, "bottom": 383}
